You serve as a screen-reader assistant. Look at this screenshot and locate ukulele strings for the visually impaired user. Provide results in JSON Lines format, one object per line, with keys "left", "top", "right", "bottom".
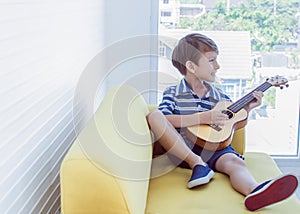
{"left": 227, "top": 82, "right": 272, "bottom": 113}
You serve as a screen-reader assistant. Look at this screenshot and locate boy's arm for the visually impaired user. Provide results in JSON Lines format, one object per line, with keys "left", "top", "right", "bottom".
{"left": 165, "top": 110, "right": 229, "bottom": 128}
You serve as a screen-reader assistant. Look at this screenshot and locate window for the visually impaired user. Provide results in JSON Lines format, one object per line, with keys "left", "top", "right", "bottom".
{"left": 161, "top": 11, "right": 172, "bottom": 16}
{"left": 157, "top": 0, "right": 300, "bottom": 157}
{"left": 159, "top": 42, "right": 167, "bottom": 57}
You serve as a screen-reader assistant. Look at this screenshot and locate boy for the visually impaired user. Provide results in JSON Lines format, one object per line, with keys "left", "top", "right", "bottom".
{"left": 148, "top": 33, "right": 298, "bottom": 211}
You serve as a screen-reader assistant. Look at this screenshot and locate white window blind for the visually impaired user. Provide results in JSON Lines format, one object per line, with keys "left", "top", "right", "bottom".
{"left": 0, "top": 0, "right": 103, "bottom": 213}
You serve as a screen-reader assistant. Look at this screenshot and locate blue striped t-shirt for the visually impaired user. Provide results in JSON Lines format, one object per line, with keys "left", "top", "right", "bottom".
{"left": 158, "top": 78, "right": 232, "bottom": 148}
{"left": 158, "top": 78, "right": 231, "bottom": 116}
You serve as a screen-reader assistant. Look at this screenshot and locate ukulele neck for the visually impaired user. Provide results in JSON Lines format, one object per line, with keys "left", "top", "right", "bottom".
{"left": 227, "top": 82, "right": 272, "bottom": 113}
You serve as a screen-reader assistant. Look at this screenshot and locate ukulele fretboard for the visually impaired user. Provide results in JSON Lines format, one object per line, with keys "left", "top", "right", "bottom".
{"left": 227, "top": 82, "right": 272, "bottom": 113}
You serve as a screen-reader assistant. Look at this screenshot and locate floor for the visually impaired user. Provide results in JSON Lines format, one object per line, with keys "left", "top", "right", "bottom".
{"left": 276, "top": 160, "right": 300, "bottom": 201}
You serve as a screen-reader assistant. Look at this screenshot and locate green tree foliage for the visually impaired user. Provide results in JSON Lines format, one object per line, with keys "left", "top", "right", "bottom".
{"left": 179, "top": 0, "right": 300, "bottom": 51}
{"left": 262, "top": 87, "right": 275, "bottom": 108}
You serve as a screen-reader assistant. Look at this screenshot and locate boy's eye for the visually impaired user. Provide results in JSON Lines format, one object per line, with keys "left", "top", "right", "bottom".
{"left": 208, "top": 59, "right": 214, "bottom": 63}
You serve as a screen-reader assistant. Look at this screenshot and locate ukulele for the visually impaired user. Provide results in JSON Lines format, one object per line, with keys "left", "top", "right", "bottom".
{"left": 185, "top": 75, "right": 289, "bottom": 151}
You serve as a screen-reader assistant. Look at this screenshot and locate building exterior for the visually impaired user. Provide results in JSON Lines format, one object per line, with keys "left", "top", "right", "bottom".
{"left": 159, "top": 0, "right": 248, "bottom": 28}
{"left": 159, "top": 0, "right": 205, "bottom": 28}
{"left": 159, "top": 0, "right": 180, "bottom": 28}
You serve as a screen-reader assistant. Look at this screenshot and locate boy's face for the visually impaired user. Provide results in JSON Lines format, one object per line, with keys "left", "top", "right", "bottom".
{"left": 187, "top": 51, "right": 220, "bottom": 82}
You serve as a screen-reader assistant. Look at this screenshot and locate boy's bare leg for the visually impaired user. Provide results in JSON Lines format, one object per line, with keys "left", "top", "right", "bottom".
{"left": 215, "top": 153, "right": 257, "bottom": 195}
{"left": 215, "top": 153, "right": 298, "bottom": 211}
{"left": 146, "top": 110, "right": 205, "bottom": 169}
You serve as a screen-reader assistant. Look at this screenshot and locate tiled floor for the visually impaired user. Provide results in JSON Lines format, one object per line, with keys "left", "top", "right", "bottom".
{"left": 276, "top": 162, "right": 300, "bottom": 201}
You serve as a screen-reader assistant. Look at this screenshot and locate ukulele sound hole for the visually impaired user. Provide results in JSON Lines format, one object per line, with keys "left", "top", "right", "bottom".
{"left": 222, "top": 110, "right": 234, "bottom": 119}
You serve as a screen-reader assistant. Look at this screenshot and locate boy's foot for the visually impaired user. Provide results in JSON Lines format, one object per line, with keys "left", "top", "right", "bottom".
{"left": 244, "top": 174, "right": 298, "bottom": 211}
{"left": 187, "top": 164, "right": 215, "bottom": 189}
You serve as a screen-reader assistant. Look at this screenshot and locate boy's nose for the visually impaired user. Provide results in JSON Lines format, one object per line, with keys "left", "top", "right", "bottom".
{"left": 215, "top": 62, "right": 220, "bottom": 70}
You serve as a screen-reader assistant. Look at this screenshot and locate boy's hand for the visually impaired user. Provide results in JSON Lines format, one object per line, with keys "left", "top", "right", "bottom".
{"left": 245, "top": 91, "right": 264, "bottom": 111}
{"left": 200, "top": 110, "right": 229, "bottom": 126}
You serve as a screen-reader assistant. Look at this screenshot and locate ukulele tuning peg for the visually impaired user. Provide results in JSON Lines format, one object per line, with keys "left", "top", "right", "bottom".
{"left": 285, "top": 84, "right": 289, "bottom": 88}
{"left": 280, "top": 86, "right": 284, "bottom": 89}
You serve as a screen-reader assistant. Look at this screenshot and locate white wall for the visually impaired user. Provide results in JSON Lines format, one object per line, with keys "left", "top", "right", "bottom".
{"left": 74, "top": 0, "right": 159, "bottom": 133}
{"left": 100, "top": 0, "right": 159, "bottom": 105}
{"left": 0, "top": 0, "right": 157, "bottom": 213}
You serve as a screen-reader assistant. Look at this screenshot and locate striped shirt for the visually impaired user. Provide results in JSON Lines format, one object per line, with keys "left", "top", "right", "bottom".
{"left": 158, "top": 78, "right": 231, "bottom": 148}
{"left": 158, "top": 78, "right": 231, "bottom": 116}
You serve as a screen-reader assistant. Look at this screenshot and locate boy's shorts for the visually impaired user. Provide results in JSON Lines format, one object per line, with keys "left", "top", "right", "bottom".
{"left": 167, "top": 144, "right": 244, "bottom": 171}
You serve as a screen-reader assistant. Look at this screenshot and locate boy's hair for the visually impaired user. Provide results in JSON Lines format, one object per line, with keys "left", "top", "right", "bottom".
{"left": 172, "top": 33, "right": 219, "bottom": 75}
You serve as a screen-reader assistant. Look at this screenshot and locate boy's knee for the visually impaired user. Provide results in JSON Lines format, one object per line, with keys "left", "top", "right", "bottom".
{"left": 146, "top": 110, "right": 168, "bottom": 134}
{"left": 146, "top": 110, "right": 165, "bottom": 124}
{"left": 218, "top": 153, "right": 246, "bottom": 171}
{"left": 147, "top": 109, "right": 164, "bottom": 118}
{"left": 228, "top": 155, "right": 247, "bottom": 171}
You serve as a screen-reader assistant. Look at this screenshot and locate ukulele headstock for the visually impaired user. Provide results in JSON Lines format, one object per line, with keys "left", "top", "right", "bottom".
{"left": 266, "top": 75, "right": 289, "bottom": 89}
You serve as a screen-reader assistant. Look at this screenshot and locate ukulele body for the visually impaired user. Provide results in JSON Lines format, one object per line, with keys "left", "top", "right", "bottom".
{"left": 185, "top": 100, "right": 248, "bottom": 151}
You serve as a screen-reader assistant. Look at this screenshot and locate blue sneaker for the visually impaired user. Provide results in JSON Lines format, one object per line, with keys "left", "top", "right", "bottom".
{"left": 244, "top": 174, "right": 298, "bottom": 211}
{"left": 187, "top": 164, "right": 215, "bottom": 189}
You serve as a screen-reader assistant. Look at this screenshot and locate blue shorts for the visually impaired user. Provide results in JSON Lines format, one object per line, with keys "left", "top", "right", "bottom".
{"left": 167, "top": 144, "right": 244, "bottom": 171}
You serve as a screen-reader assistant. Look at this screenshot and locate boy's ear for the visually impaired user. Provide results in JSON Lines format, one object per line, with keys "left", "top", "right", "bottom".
{"left": 186, "top": 61, "right": 195, "bottom": 72}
